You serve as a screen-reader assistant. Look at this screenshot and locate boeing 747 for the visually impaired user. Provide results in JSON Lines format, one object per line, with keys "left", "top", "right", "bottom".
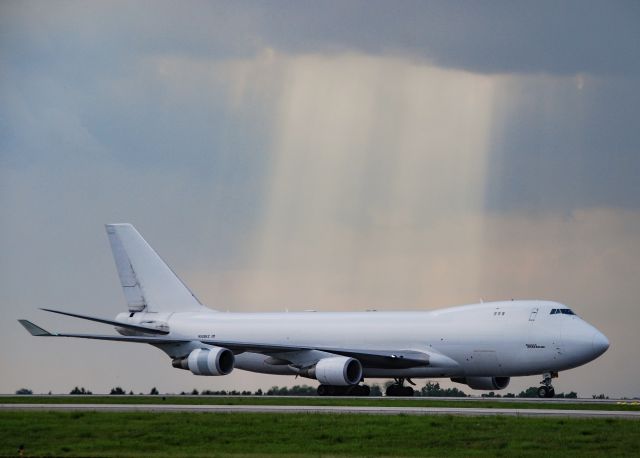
{"left": 19, "top": 224, "right": 609, "bottom": 397}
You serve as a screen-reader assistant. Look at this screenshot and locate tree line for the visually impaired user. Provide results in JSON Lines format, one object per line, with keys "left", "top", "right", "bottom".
{"left": 14, "top": 382, "right": 587, "bottom": 398}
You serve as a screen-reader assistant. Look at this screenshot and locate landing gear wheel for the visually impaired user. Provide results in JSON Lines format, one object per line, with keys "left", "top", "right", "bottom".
{"left": 385, "top": 380, "right": 414, "bottom": 397}
{"left": 334, "top": 386, "right": 350, "bottom": 396}
{"left": 538, "top": 371, "right": 557, "bottom": 398}
{"left": 346, "top": 385, "right": 370, "bottom": 396}
{"left": 537, "top": 385, "right": 555, "bottom": 398}
{"left": 317, "top": 384, "right": 335, "bottom": 396}
{"left": 537, "top": 386, "right": 549, "bottom": 398}
{"left": 402, "top": 386, "right": 415, "bottom": 397}
{"left": 318, "top": 384, "right": 371, "bottom": 396}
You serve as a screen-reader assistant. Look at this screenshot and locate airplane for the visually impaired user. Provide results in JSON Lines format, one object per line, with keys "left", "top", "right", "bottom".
{"left": 19, "top": 223, "right": 610, "bottom": 397}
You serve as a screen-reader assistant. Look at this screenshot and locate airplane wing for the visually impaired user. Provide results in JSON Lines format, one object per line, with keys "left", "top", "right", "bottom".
{"left": 18, "top": 319, "right": 453, "bottom": 369}
{"left": 40, "top": 308, "right": 170, "bottom": 335}
{"left": 18, "top": 320, "right": 187, "bottom": 344}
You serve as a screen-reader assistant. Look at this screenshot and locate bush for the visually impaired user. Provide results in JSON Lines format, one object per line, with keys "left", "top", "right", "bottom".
{"left": 481, "top": 391, "right": 500, "bottom": 398}
{"left": 517, "top": 387, "right": 540, "bottom": 398}
{"left": 110, "top": 387, "right": 126, "bottom": 395}
{"left": 15, "top": 388, "right": 32, "bottom": 395}
{"left": 150, "top": 387, "right": 159, "bottom": 395}
{"left": 556, "top": 391, "right": 578, "bottom": 398}
{"left": 70, "top": 386, "right": 92, "bottom": 395}
{"left": 419, "top": 382, "right": 468, "bottom": 397}
{"left": 265, "top": 385, "right": 316, "bottom": 396}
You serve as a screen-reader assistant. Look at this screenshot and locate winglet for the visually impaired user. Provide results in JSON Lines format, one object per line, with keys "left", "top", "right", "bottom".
{"left": 18, "top": 320, "right": 54, "bottom": 336}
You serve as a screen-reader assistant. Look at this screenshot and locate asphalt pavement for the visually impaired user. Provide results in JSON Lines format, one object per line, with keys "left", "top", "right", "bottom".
{"left": 2, "top": 403, "right": 639, "bottom": 419}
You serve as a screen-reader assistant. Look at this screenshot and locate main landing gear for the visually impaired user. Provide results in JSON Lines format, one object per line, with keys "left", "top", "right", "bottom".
{"left": 385, "top": 378, "right": 415, "bottom": 397}
{"left": 538, "top": 371, "right": 558, "bottom": 398}
{"left": 317, "top": 384, "right": 370, "bottom": 396}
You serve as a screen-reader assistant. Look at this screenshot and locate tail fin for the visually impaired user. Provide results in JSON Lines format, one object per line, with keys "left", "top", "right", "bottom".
{"left": 106, "top": 224, "right": 204, "bottom": 313}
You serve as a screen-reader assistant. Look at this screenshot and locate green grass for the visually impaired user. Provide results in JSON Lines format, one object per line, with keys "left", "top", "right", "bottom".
{"left": 0, "top": 411, "right": 638, "bottom": 457}
{"left": 2, "top": 395, "right": 640, "bottom": 411}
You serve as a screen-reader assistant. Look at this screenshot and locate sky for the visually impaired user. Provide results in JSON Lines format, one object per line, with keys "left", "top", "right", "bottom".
{"left": 1, "top": 0, "right": 639, "bottom": 397}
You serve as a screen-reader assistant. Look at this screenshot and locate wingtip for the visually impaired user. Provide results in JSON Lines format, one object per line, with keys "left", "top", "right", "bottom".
{"left": 18, "top": 319, "right": 54, "bottom": 336}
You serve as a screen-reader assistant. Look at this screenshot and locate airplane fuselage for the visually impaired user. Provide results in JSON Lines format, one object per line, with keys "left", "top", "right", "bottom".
{"left": 117, "top": 299, "right": 608, "bottom": 380}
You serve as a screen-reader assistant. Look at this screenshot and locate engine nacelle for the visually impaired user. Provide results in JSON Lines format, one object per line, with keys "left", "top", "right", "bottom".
{"left": 450, "top": 376, "right": 510, "bottom": 391}
{"left": 301, "top": 356, "right": 363, "bottom": 386}
{"left": 172, "top": 347, "right": 235, "bottom": 376}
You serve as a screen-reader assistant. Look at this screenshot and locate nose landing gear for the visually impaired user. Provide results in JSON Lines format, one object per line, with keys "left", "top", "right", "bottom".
{"left": 538, "top": 372, "right": 558, "bottom": 398}
{"left": 385, "top": 378, "right": 415, "bottom": 397}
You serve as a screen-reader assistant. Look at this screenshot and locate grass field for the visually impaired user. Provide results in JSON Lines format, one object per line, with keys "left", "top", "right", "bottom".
{"left": 0, "top": 411, "right": 640, "bottom": 457}
{"left": 2, "top": 395, "right": 640, "bottom": 411}
{"left": 1, "top": 410, "right": 639, "bottom": 457}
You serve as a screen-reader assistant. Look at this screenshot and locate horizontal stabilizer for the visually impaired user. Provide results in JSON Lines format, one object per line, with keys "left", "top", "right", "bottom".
{"left": 18, "top": 320, "right": 54, "bottom": 336}
{"left": 40, "top": 308, "right": 169, "bottom": 335}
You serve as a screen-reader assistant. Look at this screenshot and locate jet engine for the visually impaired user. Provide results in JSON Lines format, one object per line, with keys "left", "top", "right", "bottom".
{"left": 172, "top": 347, "right": 235, "bottom": 376}
{"left": 301, "top": 356, "right": 363, "bottom": 386}
{"left": 450, "top": 376, "right": 510, "bottom": 390}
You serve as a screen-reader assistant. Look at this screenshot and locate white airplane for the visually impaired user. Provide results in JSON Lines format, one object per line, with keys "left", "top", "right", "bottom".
{"left": 19, "top": 224, "right": 609, "bottom": 397}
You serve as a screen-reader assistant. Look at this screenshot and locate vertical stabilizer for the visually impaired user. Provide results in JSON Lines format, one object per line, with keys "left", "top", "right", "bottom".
{"left": 106, "top": 224, "right": 204, "bottom": 313}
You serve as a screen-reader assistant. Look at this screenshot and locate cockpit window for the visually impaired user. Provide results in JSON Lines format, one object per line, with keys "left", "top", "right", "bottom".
{"left": 550, "top": 308, "right": 575, "bottom": 315}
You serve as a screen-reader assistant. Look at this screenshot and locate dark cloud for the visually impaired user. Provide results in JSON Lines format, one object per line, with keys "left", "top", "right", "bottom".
{"left": 1, "top": 1, "right": 638, "bottom": 219}
{"left": 2, "top": 1, "right": 639, "bottom": 79}
{"left": 485, "top": 76, "right": 640, "bottom": 213}
{"left": 260, "top": 1, "right": 640, "bottom": 76}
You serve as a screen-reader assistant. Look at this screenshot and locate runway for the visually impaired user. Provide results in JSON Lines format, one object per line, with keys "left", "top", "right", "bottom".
{"left": 2, "top": 403, "right": 639, "bottom": 419}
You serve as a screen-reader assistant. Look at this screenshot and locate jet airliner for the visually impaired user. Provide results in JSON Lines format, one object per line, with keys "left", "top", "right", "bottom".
{"left": 19, "top": 224, "right": 609, "bottom": 397}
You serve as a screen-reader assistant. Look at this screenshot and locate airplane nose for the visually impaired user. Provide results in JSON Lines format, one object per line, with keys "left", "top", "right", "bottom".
{"left": 592, "top": 331, "right": 610, "bottom": 357}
